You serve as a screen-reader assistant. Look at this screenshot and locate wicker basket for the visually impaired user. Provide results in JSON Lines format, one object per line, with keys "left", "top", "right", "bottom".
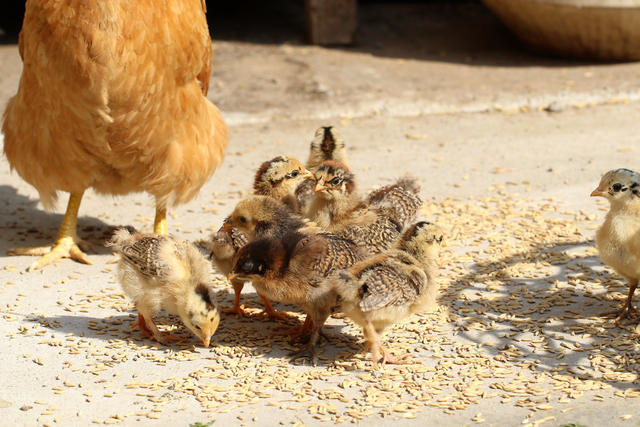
{"left": 482, "top": 0, "right": 640, "bottom": 60}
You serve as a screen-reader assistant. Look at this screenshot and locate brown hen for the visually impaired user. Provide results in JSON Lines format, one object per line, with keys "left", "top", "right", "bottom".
{"left": 3, "top": 0, "right": 227, "bottom": 270}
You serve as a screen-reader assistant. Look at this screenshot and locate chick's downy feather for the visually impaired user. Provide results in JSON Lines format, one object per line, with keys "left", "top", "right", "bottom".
{"left": 3, "top": 0, "right": 227, "bottom": 209}
{"left": 592, "top": 168, "right": 640, "bottom": 322}
{"left": 110, "top": 229, "right": 220, "bottom": 347}
{"left": 331, "top": 221, "right": 442, "bottom": 367}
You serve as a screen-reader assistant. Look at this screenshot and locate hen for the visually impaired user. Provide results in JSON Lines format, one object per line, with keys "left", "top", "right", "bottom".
{"left": 591, "top": 168, "right": 640, "bottom": 324}
{"left": 110, "top": 228, "right": 220, "bottom": 347}
{"left": 332, "top": 221, "right": 443, "bottom": 368}
{"left": 3, "top": 0, "right": 227, "bottom": 270}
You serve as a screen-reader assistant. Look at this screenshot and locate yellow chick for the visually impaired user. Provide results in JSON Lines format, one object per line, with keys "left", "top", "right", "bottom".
{"left": 110, "top": 228, "right": 220, "bottom": 347}
{"left": 591, "top": 168, "right": 640, "bottom": 324}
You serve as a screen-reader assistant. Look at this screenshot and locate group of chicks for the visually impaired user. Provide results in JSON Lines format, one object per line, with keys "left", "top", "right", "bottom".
{"left": 111, "top": 126, "right": 444, "bottom": 367}
{"left": 109, "top": 130, "right": 640, "bottom": 368}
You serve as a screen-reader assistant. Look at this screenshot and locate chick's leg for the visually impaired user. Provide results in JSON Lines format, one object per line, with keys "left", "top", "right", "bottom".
{"left": 289, "top": 309, "right": 330, "bottom": 366}
{"left": 8, "top": 192, "right": 92, "bottom": 271}
{"left": 133, "top": 304, "right": 187, "bottom": 345}
{"left": 614, "top": 280, "right": 639, "bottom": 324}
{"left": 258, "top": 294, "right": 297, "bottom": 321}
{"left": 222, "top": 280, "right": 247, "bottom": 315}
{"left": 154, "top": 203, "right": 167, "bottom": 235}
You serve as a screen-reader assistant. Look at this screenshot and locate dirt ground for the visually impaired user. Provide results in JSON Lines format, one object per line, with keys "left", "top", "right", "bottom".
{"left": 2, "top": 1, "right": 640, "bottom": 426}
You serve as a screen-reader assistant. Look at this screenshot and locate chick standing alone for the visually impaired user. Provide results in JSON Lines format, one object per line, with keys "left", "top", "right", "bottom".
{"left": 591, "top": 168, "right": 640, "bottom": 324}
{"left": 331, "top": 221, "right": 443, "bottom": 368}
{"left": 110, "top": 229, "right": 220, "bottom": 347}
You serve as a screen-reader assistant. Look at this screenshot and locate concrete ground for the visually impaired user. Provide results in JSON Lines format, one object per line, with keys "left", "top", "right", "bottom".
{"left": 1, "top": 1, "right": 640, "bottom": 426}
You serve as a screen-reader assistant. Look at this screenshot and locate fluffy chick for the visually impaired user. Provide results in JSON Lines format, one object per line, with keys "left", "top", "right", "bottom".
{"left": 332, "top": 221, "right": 443, "bottom": 368}
{"left": 110, "top": 229, "right": 220, "bottom": 347}
{"left": 591, "top": 168, "right": 640, "bottom": 323}
{"left": 366, "top": 176, "right": 423, "bottom": 230}
{"left": 227, "top": 195, "right": 319, "bottom": 241}
{"left": 306, "top": 126, "right": 349, "bottom": 171}
{"left": 298, "top": 126, "right": 348, "bottom": 215}
{"left": 229, "top": 230, "right": 364, "bottom": 364}
{"left": 253, "top": 155, "right": 314, "bottom": 213}
{"left": 309, "top": 161, "right": 421, "bottom": 254}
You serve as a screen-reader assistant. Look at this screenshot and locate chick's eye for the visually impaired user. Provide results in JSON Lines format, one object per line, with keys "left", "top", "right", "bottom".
{"left": 329, "top": 177, "right": 342, "bottom": 185}
{"left": 437, "top": 236, "right": 443, "bottom": 243}
{"left": 194, "top": 324, "right": 201, "bottom": 330}
{"left": 239, "top": 216, "right": 247, "bottom": 223}
{"left": 287, "top": 170, "right": 299, "bottom": 179}
{"left": 612, "top": 183, "right": 623, "bottom": 192}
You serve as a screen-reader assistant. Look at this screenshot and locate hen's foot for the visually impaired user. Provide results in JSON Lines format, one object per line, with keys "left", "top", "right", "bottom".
{"left": 9, "top": 236, "right": 93, "bottom": 271}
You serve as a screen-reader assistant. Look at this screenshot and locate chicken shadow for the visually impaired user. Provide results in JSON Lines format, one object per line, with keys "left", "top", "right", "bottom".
{"left": 0, "top": 185, "right": 131, "bottom": 258}
{"left": 31, "top": 293, "right": 360, "bottom": 366}
{"left": 441, "top": 237, "right": 640, "bottom": 395}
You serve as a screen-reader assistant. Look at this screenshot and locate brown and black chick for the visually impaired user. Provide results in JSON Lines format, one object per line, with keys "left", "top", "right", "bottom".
{"left": 110, "top": 229, "right": 220, "bottom": 347}
{"left": 228, "top": 230, "right": 365, "bottom": 365}
{"left": 209, "top": 157, "right": 312, "bottom": 317}
{"left": 331, "top": 221, "right": 443, "bottom": 368}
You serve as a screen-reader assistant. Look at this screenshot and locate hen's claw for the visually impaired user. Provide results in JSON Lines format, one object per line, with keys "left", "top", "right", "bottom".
{"left": 10, "top": 235, "right": 93, "bottom": 271}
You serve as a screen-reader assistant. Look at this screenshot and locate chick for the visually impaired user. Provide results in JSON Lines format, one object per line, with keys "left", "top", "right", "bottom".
{"left": 253, "top": 155, "right": 314, "bottom": 213}
{"left": 229, "top": 230, "right": 364, "bottom": 364}
{"left": 306, "top": 126, "right": 349, "bottom": 171}
{"left": 309, "top": 161, "right": 421, "bottom": 254}
{"left": 110, "top": 229, "right": 220, "bottom": 347}
{"left": 227, "top": 195, "right": 318, "bottom": 241}
{"left": 591, "top": 168, "right": 640, "bottom": 324}
{"left": 209, "top": 218, "right": 290, "bottom": 320}
{"left": 332, "top": 221, "right": 443, "bottom": 368}
{"left": 366, "top": 176, "right": 423, "bottom": 230}
{"left": 298, "top": 127, "right": 348, "bottom": 215}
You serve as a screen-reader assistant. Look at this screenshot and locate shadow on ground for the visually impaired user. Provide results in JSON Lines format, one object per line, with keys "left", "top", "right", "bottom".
{"left": 442, "top": 237, "right": 640, "bottom": 395}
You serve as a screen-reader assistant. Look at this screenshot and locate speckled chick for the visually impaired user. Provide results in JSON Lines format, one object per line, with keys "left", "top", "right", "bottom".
{"left": 227, "top": 195, "right": 319, "bottom": 241}
{"left": 591, "top": 168, "right": 640, "bottom": 324}
{"left": 229, "top": 230, "right": 365, "bottom": 365}
{"left": 110, "top": 228, "right": 219, "bottom": 347}
{"left": 331, "top": 221, "right": 443, "bottom": 368}
{"left": 298, "top": 127, "right": 349, "bottom": 215}
{"left": 308, "top": 161, "right": 421, "bottom": 255}
{"left": 253, "top": 155, "right": 314, "bottom": 213}
{"left": 305, "top": 126, "right": 350, "bottom": 171}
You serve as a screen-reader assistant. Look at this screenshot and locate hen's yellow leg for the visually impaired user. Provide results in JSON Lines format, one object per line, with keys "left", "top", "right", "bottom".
{"left": 8, "top": 192, "right": 92, "bottom": 271}
{"left": 154, "top": 201, "right": 168, "bottom": 235}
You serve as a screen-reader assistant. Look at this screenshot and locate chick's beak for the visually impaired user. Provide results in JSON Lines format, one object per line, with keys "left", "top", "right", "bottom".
{"left": 226, "top": 272, "right": 239, "bottom": 281}
{"left": 303, "top": 169, "right": 314, "bottom": 179}
{"left": 203, "top": 336, "right": 211, "bottom": 348}
{"left": 440, "top": 241, "right": 447, "bottom": 248}
{"left": 314, "top": 179, "right": 326, "bottom": 192}
{"left": 590, "top": 188, "right": 606, "bottom": 197}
